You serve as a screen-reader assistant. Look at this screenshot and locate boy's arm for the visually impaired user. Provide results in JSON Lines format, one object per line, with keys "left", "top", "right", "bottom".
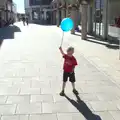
{"left": 59, "top": 46, "right": 65, "bottom": 56}
{"left": 71, "top": 58, "right": 77, "bottom": 73}
{"left": 72, "top": 66, "right": 75, "bottom": 72}
{"left": 71, "top": 66, "right": 75, "bottom": 73}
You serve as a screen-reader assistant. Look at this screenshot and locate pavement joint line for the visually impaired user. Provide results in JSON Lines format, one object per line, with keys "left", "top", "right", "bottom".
{"left": 15, "top": 104, "right": 18, "bottom": 115}
{"left": 30, "top": 80, "right": 32, "bottom": 88}
{"left": 82, "top": 54, "right": 120, "bottom": 89}
{"left": 83, "top": 54, "right": 120, "bottom": 90}
{"left": 40, "top": 102, "right": 42, "bottom": 115}
{"left": 5, "top": 96, "right": 8, "bottom": 104}
{"left": 56, "top": 113, "right": 59, "bottom": 120}
{"left": 18, "top": 88, "right": 21, "bottom": 95}
{"left": 29, "top": 95, "right": 31, "bottom": 104}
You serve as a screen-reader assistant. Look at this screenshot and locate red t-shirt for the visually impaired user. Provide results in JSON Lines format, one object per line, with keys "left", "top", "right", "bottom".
{"left": 63, "top": 54, "right": 77, "bottom": 72}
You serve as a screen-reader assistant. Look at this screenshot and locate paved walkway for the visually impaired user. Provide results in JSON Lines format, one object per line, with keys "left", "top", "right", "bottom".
{"left": 0, "top": 23, "right": 120, "bottom": 120}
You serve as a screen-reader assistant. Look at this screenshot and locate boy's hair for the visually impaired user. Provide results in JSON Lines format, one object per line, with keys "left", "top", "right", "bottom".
{"left": 67, "top": 47, "right": 74, "bottom": 52}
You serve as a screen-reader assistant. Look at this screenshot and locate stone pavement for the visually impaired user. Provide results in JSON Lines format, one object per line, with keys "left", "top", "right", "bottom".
{"left": 0, "top": 23, "right": 120, "bottom": 120}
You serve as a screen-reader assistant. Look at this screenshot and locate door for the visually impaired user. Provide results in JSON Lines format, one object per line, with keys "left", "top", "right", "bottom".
{"left": 93, "top": 0, "right": 103, "bottom": 36}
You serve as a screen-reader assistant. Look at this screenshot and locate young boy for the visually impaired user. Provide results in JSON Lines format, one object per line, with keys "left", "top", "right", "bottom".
{"left": 59, "top": 46, "right": 78, "bottom": 96}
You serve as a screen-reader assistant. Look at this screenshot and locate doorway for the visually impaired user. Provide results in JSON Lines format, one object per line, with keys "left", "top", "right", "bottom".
{"left": 93, "top": 0, "right": 104, "bottom": 37}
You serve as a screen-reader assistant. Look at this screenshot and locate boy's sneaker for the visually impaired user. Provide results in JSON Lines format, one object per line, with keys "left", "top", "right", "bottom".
{"left": 60, "top": 90, "right": 65, "bottom": 96}
{"left": 73, "top": 89, "right": 79, "bottom": 95}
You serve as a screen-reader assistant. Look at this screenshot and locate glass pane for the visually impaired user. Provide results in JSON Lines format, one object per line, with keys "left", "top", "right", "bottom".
{"left": 108, "top": 0, "right": 120, "bottom": 40}
{"left": 93, "top": 0, "right": 104, "bottom": 36}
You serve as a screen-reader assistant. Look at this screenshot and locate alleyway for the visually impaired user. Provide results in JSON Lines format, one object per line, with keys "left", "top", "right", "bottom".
{"left": 0, "top": 22, "right": 120, "bottom": 120}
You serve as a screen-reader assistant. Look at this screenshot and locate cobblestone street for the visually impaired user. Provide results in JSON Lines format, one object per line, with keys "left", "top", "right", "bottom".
{"left": 0, "top": 23, "right": 120, "bottom": 120}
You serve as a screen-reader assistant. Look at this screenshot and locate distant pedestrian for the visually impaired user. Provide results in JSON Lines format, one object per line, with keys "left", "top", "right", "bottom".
{"left": 59, "top": 46, "right": 79, "bottom": 96}
{"left": 22, "top": 17, "right": 25, "bottom": 26}
{"left": 26, "top": 17, "right": 29, "bottom": 26}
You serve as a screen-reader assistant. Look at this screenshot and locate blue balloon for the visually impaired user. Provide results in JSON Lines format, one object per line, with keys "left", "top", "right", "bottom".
{"left": 60, "top": 18, "right": 74, "bottom": 32}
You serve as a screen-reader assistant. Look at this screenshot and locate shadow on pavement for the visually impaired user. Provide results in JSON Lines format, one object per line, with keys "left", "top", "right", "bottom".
{"left": 72, "top": 33, "right": 119, "bottom": 50}
{"left": 65, "top": 95, "right": 102, "bottom": 120}
{"left": 0, "top": 25, "right": 21, "bottom": 48}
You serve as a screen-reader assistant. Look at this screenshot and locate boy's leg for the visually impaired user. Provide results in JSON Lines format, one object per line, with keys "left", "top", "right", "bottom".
{"left": 72, "top": 82, "right": 79, "bottom": 95}
{"left": 71, "top": 82, "right": 75, "bottom": 90}
{"left": 60, "top": 82, "right": 66, "bottom": 96}
{"left": 60, "top": 72, "right": 68, "bottom": 96}
{"left": 70, "top": 72, "right": 79, "bottom": 95}
{"left": 62, "top": 82, "right": 66, "bottom": 91}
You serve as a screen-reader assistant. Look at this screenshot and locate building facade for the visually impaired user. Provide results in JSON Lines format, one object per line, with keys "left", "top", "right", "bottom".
{"left": 0, "top": 0, "right": 17, "bottom": 27}
{"left": 24, "top": 0, "right": 52, "bottom": 24}
{"left": 51, "top": 0, "right": 120, "bottom": 41}
{"left": 0, "top": 0, "right": 7, "bottom": 27}
{"left": 12, "top": 3, "right": 17, "bottom": 22}
{"left": 88, "top": 0, "right": 120, "bottom": 41}
{"left": 51, "top": 0, "right": 80, "bottom": 32}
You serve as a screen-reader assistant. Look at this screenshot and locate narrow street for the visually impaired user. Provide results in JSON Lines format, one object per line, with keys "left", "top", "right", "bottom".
{"left": 0, "top": 22, "right": 120, "bottom": 120}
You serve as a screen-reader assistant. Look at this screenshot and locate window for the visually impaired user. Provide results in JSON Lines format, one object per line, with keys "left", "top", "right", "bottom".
{"left": 29, "top": 0, "right": 52, "bottom": 6}
{"left": 108, "top": 0, "right": 120, "bottom": 39}
{"left": 29, "top": 0, "right": 41, "bottom": 6}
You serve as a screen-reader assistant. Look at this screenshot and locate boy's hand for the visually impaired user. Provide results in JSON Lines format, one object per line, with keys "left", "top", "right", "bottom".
{"left": 59, "top": 46, "right": 65, "bottom": 56}
{"left": 71, "top": 66, "right": 75, "bottom": 74}
{"left": 59, "top": 46, "right": 62, "bottom": 50}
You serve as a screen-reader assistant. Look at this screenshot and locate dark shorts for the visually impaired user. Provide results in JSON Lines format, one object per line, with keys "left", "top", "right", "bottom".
{"left": 63, "top": 71, "right": 76, "bottom": 83}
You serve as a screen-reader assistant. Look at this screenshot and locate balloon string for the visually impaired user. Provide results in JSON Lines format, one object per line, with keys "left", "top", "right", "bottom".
{"left": 61, "top": 32, "right": 64, "bottom": 46}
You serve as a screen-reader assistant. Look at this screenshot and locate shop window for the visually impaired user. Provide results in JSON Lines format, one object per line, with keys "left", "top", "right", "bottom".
{"left": 29, "top": 0, "right": 52, "bottom": 6}
{"left": 32, "top": 10, "right": 39, "bottom": 20}
{"left": 93, "top": 0, "right": 104, "bottom": 36}
{"left": 108, "top": 0, "right": 120, "bottom": 39}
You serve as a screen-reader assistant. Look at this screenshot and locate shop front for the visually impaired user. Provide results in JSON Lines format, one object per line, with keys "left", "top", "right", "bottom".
{"left": 89, "top": 0, "right": 120, "bottom": 41}
{"left": 108, "top": 0, "right": 120, "bottom": 41}
{"left": 31, "top": 6, "right": 52, "bottom": 24}
{"left": 93, "top": 0, "right": 104, "bottom": 37}
{"left": 25, "top": 0, "right": 52, "bottom": 24}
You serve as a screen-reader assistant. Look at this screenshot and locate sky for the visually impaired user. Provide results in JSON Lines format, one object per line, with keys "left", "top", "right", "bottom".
{"left": 13, "top": 0, "right": 25, "bottom": 13}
